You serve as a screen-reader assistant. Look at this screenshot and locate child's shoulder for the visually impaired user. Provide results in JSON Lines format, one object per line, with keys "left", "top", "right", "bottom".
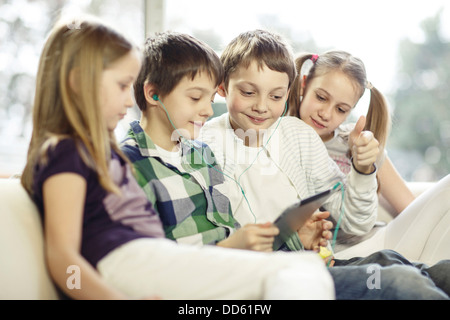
{"left": 203, "top": 112, "right": 228, "bottom": 130}
{"left": 120, "top": 121, "right": 146, "bottom": 149}
{"left": 35, "top": 136, "right": 92, "bottom": 182}
{"left": 120, "top": 134, "right": 145, "bottom": 164}
{"left": 44, "top": 136, "right": 80, "bottom": 159}
{"left": 279, "top": 116, "right": 321, "bottom": 136}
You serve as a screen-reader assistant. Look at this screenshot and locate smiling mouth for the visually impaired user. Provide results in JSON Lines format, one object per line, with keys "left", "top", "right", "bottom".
{"left": 246, "top": 114, "right": 267, "bottom": 124}
{"left": 311, "top": 118, "right": 326, "bottom": 129}
{"left": 191, "top": 121, "right": 205, "bottom": 128}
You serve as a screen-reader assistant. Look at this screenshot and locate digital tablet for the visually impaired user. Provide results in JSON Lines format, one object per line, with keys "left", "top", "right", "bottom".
{"left": 272, "top": 184, "right": 342, "bottom": 250}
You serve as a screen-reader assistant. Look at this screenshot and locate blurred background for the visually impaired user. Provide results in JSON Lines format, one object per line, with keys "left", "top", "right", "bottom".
{"left": 1, "top": 0, "right": 449, "bottom": 181}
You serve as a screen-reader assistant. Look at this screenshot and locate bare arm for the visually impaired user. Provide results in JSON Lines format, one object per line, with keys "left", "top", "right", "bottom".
{"left": 377, "top": 157, "right": 416, "bottom": 216}
{"left": 43, "top": 173, "right": 127, "bottom": 300}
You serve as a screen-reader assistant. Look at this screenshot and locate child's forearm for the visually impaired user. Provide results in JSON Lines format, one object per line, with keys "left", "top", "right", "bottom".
{"left": 340, "top": 167, "right": 379, "bottom": 235}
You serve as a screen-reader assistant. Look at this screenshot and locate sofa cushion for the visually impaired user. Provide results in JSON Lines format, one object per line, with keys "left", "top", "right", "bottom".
{"left": 0, "top": 178, "right": 58, "bottom": 299}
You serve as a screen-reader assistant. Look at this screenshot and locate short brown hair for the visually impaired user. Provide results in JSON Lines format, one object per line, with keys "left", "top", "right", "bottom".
{"left": 134, "top": 32, "right": 224, "bottom": 111}
{"left": 220, "top": 29, "right": 296, "bottom": 90}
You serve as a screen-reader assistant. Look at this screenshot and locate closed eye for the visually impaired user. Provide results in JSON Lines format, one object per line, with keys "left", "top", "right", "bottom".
{"left": 337, "top": 106, "right": 350, "bottom": 114}
{"left": 316, "top": 93, "right": 326, "bottom": 102}
{"left": 271, "top": 94, "right": 283, "bottom": 100}
{"left": 240, "top": 90, "right": 254, "bottom": 97}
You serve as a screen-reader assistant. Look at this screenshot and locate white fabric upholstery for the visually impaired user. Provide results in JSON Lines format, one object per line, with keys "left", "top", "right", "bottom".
{"left": 0, "top": 179, "right": 58, "bottom": 299}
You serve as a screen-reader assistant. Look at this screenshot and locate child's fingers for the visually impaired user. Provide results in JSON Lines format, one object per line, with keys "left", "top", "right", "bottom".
{"left": 325, "top": 257, "right": 335, "bottom": 267}
{"left": 251, "top": 235, "right": 276, "bottom": 252}
{"left": 251, "top": 224, "right": 279, "bottom": 236}
{"left": 353, "top": 146, "right": 379, "bottom": 165}
{"left": 353, "top": 131, "right": 375, "bottom": 148}
{"left": 353, "top": 139, "right": 379, "bottom": 153}
{"left": 318, "top": 238, "right": 328, "bottom": 247}
{"left": 311, "top": 210, "right": 330, "bottom": 221}
{"left": 353, "top": 156, "right": 378, "bottom": 168}
{"left": 322, "top": 220, "right": 333, "bottom": 231}
{"left": 361, "top": 130, "right": 374, "bottom": 142}
{"left": 352, "top": 135, "right": 379, "bottom": 163}
{"left": 353, "top": 147, "right": 379, "bottom": 161}
{"left": 322, "top": 229, "right": 333, "bottom": 240}
{"left": 257, "top": 222, "right": 273, "bottom": 228}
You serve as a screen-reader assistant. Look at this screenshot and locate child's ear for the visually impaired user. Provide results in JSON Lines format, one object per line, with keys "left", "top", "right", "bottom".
{"left": 143, "top": 82, "right": 159, "bottom": 106}
{"left": 299, "top": 75, "right": 307, "bottom": 98}
{"left": 217, "top": 82, "right": 227, "bottom": 97}
{"left": 69, "top": 68, "right": 80, "bottom": 94}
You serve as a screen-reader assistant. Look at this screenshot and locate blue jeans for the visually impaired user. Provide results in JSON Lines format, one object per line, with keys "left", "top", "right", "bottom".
{"left": 329, "top": 250, "right": 449, "bottom": 300}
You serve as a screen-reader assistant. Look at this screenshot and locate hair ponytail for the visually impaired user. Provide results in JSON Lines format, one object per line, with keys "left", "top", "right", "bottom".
{"left": 288, "top": 53, "right": 317, "bottom": 118}
{"left": 365, "top": 85, "right": 391, "bottom": 149}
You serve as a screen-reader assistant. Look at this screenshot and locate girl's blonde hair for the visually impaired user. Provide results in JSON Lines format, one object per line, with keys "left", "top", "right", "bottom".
{"left": 21, "top": 17, "right": 136, "bottom": 195}
{"left": 288, "top": 51, "right": 391, "bottom": 148}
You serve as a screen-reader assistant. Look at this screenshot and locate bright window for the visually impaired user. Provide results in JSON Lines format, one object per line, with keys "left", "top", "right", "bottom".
{"left": 1, "top": 0, "right": 449, "bottom": 182}
{"left": 0, "top": 0, "right": 144, "bottom": 177}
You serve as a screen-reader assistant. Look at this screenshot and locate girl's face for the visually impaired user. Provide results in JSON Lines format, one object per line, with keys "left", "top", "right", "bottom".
{"left": 221, "top": 61, "right": 289, "bottom": 146}
{"left": 300, "top": 70, "right": 360, "bottom": 142}
{"left": 101, "top": 49, "right": 142, "bottom": 131}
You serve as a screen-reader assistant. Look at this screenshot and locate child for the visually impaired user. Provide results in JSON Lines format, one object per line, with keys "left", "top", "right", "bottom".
{"left": 121, "top": 30, "right": 450, "bottom": 300}
{"left": 20, "top": 17, "right": 345, "bottom": 300}
{"left": 288, "top": 51, "right": 413, "bottom": 215}
{"left": 289, "top": 51, "right": 450, "bottom": 264}
{"left": 200, "top": 30, "right": 379, "bottom": 249}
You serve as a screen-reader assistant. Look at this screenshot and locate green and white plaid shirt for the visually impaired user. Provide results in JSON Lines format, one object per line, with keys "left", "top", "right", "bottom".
{"left": 121, "top": 121, "right": 239, "bottom": 246}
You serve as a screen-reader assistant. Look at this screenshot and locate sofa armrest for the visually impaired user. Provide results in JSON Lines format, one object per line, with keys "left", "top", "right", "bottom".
{"left": 0, "top": 178, "right": 59, "bottom": 299}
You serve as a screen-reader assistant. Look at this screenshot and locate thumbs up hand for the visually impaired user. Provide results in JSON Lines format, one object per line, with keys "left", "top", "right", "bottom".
{"left": 348, "top": 116, "right": 379, "bottom": 174}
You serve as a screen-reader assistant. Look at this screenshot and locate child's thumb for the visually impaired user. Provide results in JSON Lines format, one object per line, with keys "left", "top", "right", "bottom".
{"left": 355, "top": 116, "right": 366, "bottom": 134}
{"left": 351, "top": 116, "right": 366, "bottom": 139}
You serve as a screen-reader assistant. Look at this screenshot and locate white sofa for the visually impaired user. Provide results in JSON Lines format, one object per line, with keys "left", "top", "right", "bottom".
{"left": 0, "top": 178, "right": 59, "bottom": 299}
{"left": 0, "top": 177, "right": 433, "bottom": 300}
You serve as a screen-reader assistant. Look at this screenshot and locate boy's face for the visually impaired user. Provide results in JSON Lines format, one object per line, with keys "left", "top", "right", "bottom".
{"left": 221, "top": 61, "right": 289, "bottom": 141}
{"left": 155, "top": 71, "right": 216, "bottom": 144}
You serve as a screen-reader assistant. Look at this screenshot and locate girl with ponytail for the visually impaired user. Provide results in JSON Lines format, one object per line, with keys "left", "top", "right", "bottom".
{"left": 288, "top": 50, "right": 414, "bottom": 217}
{"left": 289, "top": 51, "right": 450, "bottom": 265}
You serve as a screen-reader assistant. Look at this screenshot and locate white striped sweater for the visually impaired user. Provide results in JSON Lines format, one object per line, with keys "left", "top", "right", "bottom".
{"left": 200, "top": 113, "right": 378, "bottom": 236}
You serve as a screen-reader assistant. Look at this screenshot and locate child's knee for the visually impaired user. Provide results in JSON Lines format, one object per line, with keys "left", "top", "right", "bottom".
{"left": 381, "top": 265, "right": 448, "bottom": 300}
